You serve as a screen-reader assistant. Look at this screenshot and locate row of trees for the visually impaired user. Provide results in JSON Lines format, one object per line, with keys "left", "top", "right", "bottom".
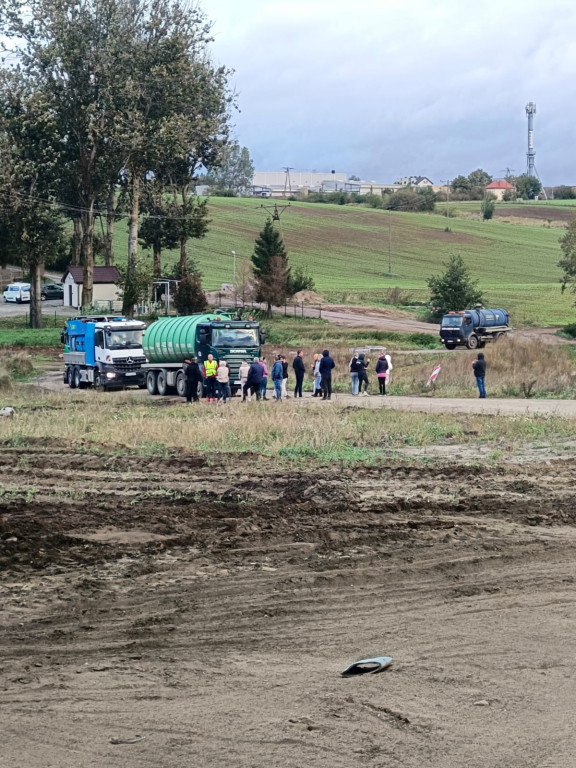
{"left": 0, "top": 0, "right": 234, "bottom": 326}
{"left": 449, "top": 169, "right": 543, "bottom": 201}
{"left": 301, "top": 187, "right": 436, "bottom": 213}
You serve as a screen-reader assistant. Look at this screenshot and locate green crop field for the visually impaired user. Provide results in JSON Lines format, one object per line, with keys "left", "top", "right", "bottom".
{"left": 109, "top": 197, "right": 576, "bottom": 326}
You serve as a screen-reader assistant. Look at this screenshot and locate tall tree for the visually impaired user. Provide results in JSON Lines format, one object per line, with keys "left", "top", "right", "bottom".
{"left": 252, "top": 219, "right": 291, "bottom": 315}
{"left": 205, "top": 143, "right": 254, "bottom": 194}
{"left": 513, "top": 174, "right": 542, "bottom": 200}
{"left": 427, "top": 254, "right": 483, "bottom": 318}
{"left": 467, "top": 169, "right": 492, "bottom": 187}
{"left": 139, "top": 180, "right": 179, "bottom": 277}
{"left": 558, "top": 217, "right": 576, "bottom": 303}
{"left": 451, "top": 175, "right": 472, "bottom": 193}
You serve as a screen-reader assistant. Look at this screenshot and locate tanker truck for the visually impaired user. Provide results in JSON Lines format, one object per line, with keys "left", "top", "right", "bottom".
{"left": 142, "top": 312, "right": 265, "bottom": 397}
{"left": 439, "top": 308, "right": 510, "bottom": 350}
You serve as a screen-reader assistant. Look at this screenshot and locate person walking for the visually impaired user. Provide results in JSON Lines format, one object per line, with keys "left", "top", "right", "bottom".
{"left": 281, "top": 356, "right": 289, "bottom": 399}
{"left": 349, "top": 352, "right": 360, "bottom": 396}
{"left": 357, "top": 353, "right": 370, "bottom": 395}
{"left": 472, "top": 352, "right": 487, "bottom": 398}
{"left": 244, "top": 357, "right": 264, "bottom": 401}
{"left": 203, "top": 353, "right": 218, "bottom": 402}
{"left": 384, "top": 348, "right": 393, "bottom": 387}
{"left": 312, "top": 354, "right": 322, "bottom": 397}
{"left": 319, "top": 349, "right": 335, "bottom": 400}
{"left": 271, "top": 355, "right": 284, "bottom": 401}
{"left": 292, "top": 349, "right": 305, "bottom": 398}
{"left": 260, "top": 357, "right": 269, "bottom": 400}
{"left": 216, "top": 360, "right": 230, "bottom": 403}
{"left": 375, "top": 353, "right": 389, "bottom": 396}
{"left": 239, "top": 358, "right": 251, "bottom": 402}
{"left": 184, "top": 357, "right": 203, "bottom": 403}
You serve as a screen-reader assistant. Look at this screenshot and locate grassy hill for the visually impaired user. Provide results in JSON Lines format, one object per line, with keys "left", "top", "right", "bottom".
{"left": 111, "top": 197, "right": 576, "bottom": 325}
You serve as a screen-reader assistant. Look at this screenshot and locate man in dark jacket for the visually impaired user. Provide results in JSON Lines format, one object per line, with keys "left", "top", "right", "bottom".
{"left": 472, "top": 352, "right": 486, "bottom": 398}
{"left": 292, "top": 349, "right": 306, "bottom": 398}
{"left": 318, "top": 349, "right": 335, "bottom": 400}
{"left": 244, "top": 357, "right": 264, "bottom": 401}
{"left": 184, "top": 357, "right": 203, "bottom": 403}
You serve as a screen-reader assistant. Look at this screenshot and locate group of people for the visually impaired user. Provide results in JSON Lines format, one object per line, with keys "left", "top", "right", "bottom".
{"left": 347, "top": 349, "right": 393, "bottom": 397}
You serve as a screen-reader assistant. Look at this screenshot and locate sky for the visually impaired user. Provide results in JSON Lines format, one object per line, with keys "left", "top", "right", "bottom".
{"left": 204, "top": 0, "right": 576, "bottom": 185}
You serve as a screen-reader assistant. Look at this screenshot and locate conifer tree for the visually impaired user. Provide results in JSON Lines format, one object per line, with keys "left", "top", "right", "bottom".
{"left": 251, "top": 219, "right": 290, "bottom": 315}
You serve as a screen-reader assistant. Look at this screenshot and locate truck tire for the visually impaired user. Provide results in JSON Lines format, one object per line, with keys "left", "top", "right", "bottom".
{"left": 176, "top": 371, "right": 186, "bottom": 397}
{"left": 467, "top": 334, "right": 479, "bottom": 350}
{"left": 94, "top": 370, "right": 103, "bottom": 390}
{"left": 73, "top": 366, "right": 83, "bottom": 389}
{"left": 68, "top": 367, "right": 76, "bottom": 389}
{"left": 146, "top": 370, "right": 159, "bottom": 396}
{"left": 493, "top": 332, "right": 502, "bottom": 342}
{"left": 157, "top": 369, "right": 175, "bottom": 396}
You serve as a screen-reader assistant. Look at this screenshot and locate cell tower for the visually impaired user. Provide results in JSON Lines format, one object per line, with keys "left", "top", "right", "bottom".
{"left": 526, "top": 102, "right": 536, "bottom": 177}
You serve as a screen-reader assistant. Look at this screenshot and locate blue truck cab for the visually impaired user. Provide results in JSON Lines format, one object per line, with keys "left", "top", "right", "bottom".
{"left": 62, "top": 315, "right": 147, "bottom": 389}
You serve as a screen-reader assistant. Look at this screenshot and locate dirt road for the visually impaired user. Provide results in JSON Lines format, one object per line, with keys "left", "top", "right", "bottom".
{"left": 2, "top": 441, "right": 576, "bottom": 767}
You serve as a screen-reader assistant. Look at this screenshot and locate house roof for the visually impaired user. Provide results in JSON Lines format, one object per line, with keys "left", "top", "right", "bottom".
{"left": 486, "top": 180, "right": 515, "bottom": 190}
{"left": 62, "top": 266, "right": 120, "bottom": 284}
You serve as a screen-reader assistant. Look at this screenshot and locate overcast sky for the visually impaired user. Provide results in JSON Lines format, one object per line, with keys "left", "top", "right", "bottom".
{"left": 204, "top": 0, "right": 576, "bottom": 185}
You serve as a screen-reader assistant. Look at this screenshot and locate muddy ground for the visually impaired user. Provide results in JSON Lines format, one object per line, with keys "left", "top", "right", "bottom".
{"left": 2, "top": 441, "right": 576, "bottom": 767}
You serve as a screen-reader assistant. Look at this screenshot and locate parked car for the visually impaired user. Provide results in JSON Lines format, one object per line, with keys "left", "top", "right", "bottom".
{"left": 41, "top": 283, "right": 64, "bottom": 301}
{"left": 3, "top": 282, "right": 31, "bottom": 303}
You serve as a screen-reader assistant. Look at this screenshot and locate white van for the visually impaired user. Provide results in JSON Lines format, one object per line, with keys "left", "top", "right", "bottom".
{"left": 3, "top": 282, "right": 31, "bottom": 303}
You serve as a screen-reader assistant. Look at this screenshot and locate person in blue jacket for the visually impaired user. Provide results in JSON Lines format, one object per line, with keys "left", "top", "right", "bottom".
{"left": 271, "top": 354, "right": 284, "bottom": 401}
{"left": 318, "top": 349, "right": 335, "bottom": 400}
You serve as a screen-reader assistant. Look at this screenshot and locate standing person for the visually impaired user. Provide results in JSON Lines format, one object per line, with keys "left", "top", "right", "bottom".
{"left": 203, "top": 353, "right": 218, "bottom": 402}
{"left": 313, "top": 354, "right": 322, "bottom": 397}
{"left": 375, "top": 353, "right": 389, "bottom": 396}
{"left": 292, "top": 349, "right": 305, "bottom": 398}
{"left": 319, "top": 349, "right": 335, "bottom": 400}
{"left": 260, "top": 357, "right": 269, "bottom": 400}
{"left": 281, "top": 356, "right": 289, "bottom": 399}
{"left": 239, "top": 358, "right": 251, "bottom": 402}
{"left": 271, "top": 354, "right": 284, "bottom": 401}
{"left": 216, "top": 360, "right": 230, "bottom": 403}
{"left": 384, "top": 348, "right": 393, "bottom": 387}
{"left": 349, "top": 352, "right": 360, "bottom": 396}
{"left": 357, "top": 353, "right": 370, "bottom": 396}
{"left": 244, "top": 357, "right": 264, "bottom": 401}
{"left": 184, "top": 357, "right": 203, "bottom": 403}
{"left": 472, "top": 352, "right": 487, "bottom": 398}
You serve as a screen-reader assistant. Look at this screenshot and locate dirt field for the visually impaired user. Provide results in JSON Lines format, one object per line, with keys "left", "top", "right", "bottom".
{"left": 2, "top": 439, "right": 576, "bottom": 767}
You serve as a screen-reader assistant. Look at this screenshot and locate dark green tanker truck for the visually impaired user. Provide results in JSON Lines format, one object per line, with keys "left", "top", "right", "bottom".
{"left": 142, "top": 312, "right": 265, "bottom": 397}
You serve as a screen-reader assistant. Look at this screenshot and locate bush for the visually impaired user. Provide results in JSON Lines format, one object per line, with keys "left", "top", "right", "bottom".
{"left": 554, "top": 186, "right": 576, "bottom": 200}
{"left": 560, "top": 322, "right": 576, "bottom": 339}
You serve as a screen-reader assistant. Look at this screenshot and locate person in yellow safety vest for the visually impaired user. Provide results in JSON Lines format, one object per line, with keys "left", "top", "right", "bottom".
{"left": 203, "top": 354, "right": 219, "bottom": 402}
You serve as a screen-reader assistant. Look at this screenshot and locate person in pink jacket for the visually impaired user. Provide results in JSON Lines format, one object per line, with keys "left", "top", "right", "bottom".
{"left": 259, "top": 357, "right": 269, "bottom": 400}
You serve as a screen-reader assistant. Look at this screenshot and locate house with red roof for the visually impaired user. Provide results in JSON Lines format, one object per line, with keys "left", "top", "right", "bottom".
{"left": 62, "top": 266, "right": 121, "bottom": 309}
{"left": 485, "top": 179, "right": 515, "bottom": 202}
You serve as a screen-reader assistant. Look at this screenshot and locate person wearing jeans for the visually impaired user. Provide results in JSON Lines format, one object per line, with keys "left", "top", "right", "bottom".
{"left": 349, "top": 353, "right": 360, "bottom": 396}
{"left": 472, "top": 352, "right": 487, "bottom": 398}
{"left": 319, "top": 349, "right": 335, "bottom": 400}
{"left": 292, "top": 350, "right": 305, "bottom": 398}
{"left": 271, "top": 355, "right": 284, "bottom": 401}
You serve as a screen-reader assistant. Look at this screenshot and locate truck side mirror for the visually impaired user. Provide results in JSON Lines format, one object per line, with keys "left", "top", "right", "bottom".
{"left": 259, "top": 329, "right": 266, "bottom": 344}
{"left": 60, "top": 331, "right": 66, "bottom": 344}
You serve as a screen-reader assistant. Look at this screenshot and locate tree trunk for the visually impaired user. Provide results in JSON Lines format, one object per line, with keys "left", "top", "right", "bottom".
{"left": 29, "top": 260, "right": 43, "bottom": 329}
{"left": 105, "top": 183, "right": 116, "bottom": 266}
{"left": 81, "top": 208, "right": 95, "bottom": 308}
{"left": 123, "top": 173, "right": 140, "bottom": 317}
{"left": 179, "top": 187, "right": 188, "bottom": 275}
{"left": 72, "top": 217, "right": 82, "bottom": 266}
{"left": 153, "top": 242, "right": 162, "bottom": 278}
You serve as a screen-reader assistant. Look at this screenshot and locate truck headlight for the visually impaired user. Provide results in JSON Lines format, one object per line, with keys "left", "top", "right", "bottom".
{"left": 106, "top": 372, "right": 116, "bottom": 379}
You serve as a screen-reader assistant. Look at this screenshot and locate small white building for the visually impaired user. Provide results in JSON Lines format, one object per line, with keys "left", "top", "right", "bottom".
{"left": 394, "top": 176, "right": 434, "bottom": 187}
{"left": 62, "top": 266, "right": 121, "bottom": 309}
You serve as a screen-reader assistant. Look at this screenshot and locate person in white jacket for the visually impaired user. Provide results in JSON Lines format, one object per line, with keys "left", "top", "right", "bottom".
{"left": 239, "top": 359, "right": 251, "bottom": 401}
{"left": 384, "top": 348, "right": 393, "bottom": 387}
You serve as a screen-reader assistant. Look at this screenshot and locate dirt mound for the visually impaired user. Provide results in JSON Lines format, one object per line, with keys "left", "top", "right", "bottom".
{"left": 291, "top": 289, "right": 325, "bottom": 304}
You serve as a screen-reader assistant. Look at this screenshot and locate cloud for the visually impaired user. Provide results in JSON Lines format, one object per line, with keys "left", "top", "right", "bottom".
{"left": 206, "top": 0, "right": 576, "bottom": 183}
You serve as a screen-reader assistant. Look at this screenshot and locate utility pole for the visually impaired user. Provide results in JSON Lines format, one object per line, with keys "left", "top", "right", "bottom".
{"left": 231, "top": 250, "right": 236, "bottom": 306}
{"left": 441, "top": 179, "right": 451, "bottom": 219}
{"left": 282, "top": 167, "right": 293, "bottom": 198}
{"left": 388, "top": 210, "right": 392, "bottom": 275}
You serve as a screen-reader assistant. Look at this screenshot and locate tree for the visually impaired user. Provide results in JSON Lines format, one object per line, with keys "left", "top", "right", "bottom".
{"left": 513, "top": 174, "right": 542, "bottom": 200}
{"left": 386, "top": 188, "right": 436, "bottom": 212}
{"left": 173, "top": 270, "right": 207, "bottom": 315}
{"left": 116, "top": 257, "right": 153, "bottom": 317}
{"left": 139, "top": 180, "right": 180, "bottom": 277}
{"left": 289, "top": 265, "right": 315, "bottom": 295}
{"left": 252, "top": 219, "right": 291, "bottom": 314}
{"left": 452, "top": 175, "right": 471, "bottom": 193}
{"left": 427, "top": 254, "right": 483, "bottom": 318}
{"left": 558, "top": 217, "right": 576, "bottom": 303}
{"left": 467, "top": 169, "right": 492, "bottom": 187}
{"left": 481, "top": 195, "right": 495, "bottom": 220}
{"left": 205, "top": 143, "right": 254, "bottom": 194}
{"left": 554, "top": 185, "right": 576, "bottom": 200}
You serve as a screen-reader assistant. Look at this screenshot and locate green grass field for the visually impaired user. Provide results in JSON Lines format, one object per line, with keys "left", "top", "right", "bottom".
{"left": 108, "top": 197, "right": 576, "bottom": 326}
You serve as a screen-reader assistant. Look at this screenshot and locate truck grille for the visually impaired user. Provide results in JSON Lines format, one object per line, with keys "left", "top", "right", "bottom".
{"left": 114, "top": 356, "right": 146, "bottom": 373}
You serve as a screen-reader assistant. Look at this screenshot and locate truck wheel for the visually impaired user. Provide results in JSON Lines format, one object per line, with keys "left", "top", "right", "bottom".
{"left": 94, "top": 370, "right": 103, "bottom": 390}
{"left": 493, "top": 332, "right": 502, "bottom": 342}
{"left": 146, "top": 370, "right": 159, "bottom": 395}
{"left": 467, "top": 334, "right": 479, "bottom": 350}
{"left": 157, "top": 370, "right": 175, "bottom": 396}
{"left": 73, "top": 366, "right": 82, "bottom": 389}
{"left": 176, "top": 371, "right": 186, "bottom": 397}
{"left": 68, "top": 367, "right": 76, "bottom": 388}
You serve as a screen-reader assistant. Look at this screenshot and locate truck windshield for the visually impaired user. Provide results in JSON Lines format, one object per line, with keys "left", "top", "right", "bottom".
{"left": 441, "top": 316, "right": 463, "bottom": 327}
{"left": 105, "top": 329, "right": 144, "bottom": 350}
{"left": 212, "top": 327, "right": 259, "bottom": 348}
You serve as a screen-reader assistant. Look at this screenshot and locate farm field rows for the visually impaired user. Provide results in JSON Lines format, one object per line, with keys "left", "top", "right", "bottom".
{"left": 110, "top": 198, "right": 576, "bottom": 325}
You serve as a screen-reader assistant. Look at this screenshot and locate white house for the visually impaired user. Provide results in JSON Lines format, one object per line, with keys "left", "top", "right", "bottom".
{"left": 62, "top": 266, "right": 121, "bottom": 309}
{"left": 394, "top": 176, "right": 434, "bottom": 187}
